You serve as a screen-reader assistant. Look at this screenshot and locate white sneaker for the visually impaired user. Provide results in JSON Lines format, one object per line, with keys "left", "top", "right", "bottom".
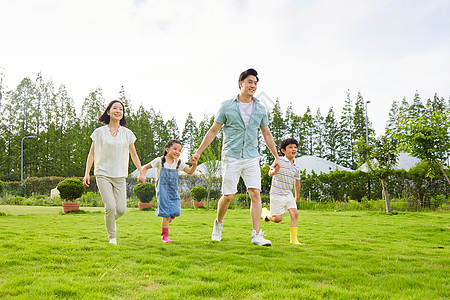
{"left": 109, "top": 238, "right": 117, "bottom": 245}
{"left": 251, "top": 230, "right": 271, "bottom": 246}
{"left": 211, "top": 220, "right": 223, "bottom": 241}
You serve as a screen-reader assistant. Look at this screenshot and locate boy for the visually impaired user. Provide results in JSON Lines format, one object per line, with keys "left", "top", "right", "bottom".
{"left": 262, "top": 138, "right": 301, "bottom": 244}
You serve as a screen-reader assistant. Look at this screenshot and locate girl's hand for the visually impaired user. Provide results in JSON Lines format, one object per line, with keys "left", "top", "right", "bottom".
{"left": 137, "top": 174, "right": 146, "bottom": 184}
{"left": 82, "top": 175, "right": 90, "bottom": 187}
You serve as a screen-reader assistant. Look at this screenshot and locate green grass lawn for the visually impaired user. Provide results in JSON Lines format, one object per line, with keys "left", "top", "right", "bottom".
{"left": 0, "top": 206, "right": 448, "bottom": 299}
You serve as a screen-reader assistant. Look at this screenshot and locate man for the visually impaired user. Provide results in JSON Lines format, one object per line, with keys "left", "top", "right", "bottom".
{"left": 190, "top": 68, "right": 280, "bottom": 246}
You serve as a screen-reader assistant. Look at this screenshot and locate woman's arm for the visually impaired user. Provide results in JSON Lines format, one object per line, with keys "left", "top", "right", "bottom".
{"left": 129, "top": 142, "right": 142, "bottom": 173}
{"left": 82, "top": 142, "right": 95, "bottom": 187}
{"left": 137, "top": 162, "right": 153, "bottom": 184}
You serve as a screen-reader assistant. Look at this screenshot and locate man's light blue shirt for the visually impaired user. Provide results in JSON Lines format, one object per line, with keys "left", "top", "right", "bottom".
{"left": 215, "top": 96, "right": 269, "bottom": 159}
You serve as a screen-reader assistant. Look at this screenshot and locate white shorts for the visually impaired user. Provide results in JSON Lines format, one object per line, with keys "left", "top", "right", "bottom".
{"left": 221, "top": 156, "right": 261, "bottom": 195}
{"left": 269, "top": 193, "right": 297, "bottom": 216}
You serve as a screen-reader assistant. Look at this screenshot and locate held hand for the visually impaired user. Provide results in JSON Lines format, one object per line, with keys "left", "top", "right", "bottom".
{"left": 273, "top": 157, "right": 280, "bottom": 170}
{"left": 189, "top": 153, "right": 200, "bottom": 164}
{"left": 137, "top": 174, "right": 146, "bottom": 184}
{"left": 190, "top": 158, "right": 198, "bottom": 167}
{"left": 82, "top": 175, "right": 90, "bottom": 187}
{"left": 273, "top": 163, "right": 281, "bottom": 173}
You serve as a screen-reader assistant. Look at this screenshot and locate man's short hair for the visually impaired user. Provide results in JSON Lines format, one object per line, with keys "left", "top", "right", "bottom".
{"left": 238, "top": 68, "right": 259, "bottom": 89}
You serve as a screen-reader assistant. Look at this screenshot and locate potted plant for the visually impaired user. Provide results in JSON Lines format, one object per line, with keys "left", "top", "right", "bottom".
{"left": 133, "top": 183, "right": 156, "bottom": 210}
{"left": 57, "top": 178, "right": 85, "bottom": 213}
{"left": 190, "top": 186, "right": 207, "bottom": 208}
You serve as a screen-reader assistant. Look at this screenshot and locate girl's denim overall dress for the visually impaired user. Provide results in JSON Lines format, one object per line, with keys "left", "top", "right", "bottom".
{"left": 155, "top": 157, "right": 182, "bottom": 218}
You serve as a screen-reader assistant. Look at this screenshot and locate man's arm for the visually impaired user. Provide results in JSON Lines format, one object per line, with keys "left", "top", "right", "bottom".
{"left": 190, "top": 122, "right": 223, "bottom": 163}
{"left": 260, "top": 125, "right": 280, "bottom": 168}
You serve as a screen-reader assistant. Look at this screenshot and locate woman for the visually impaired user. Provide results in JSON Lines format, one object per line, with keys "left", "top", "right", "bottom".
{"left": 83, "top": 100, "right": 142, "bottom": 245}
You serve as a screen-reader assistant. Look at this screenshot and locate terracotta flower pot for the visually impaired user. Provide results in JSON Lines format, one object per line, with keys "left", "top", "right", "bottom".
{"left": 193, "top": 201, "right": 204, "bottom": 208}
{"left": 138, "top": 202, "right": 152, "bottom": 210}
{"left": 62, "top": 202, "right": 80, "bottom": 213}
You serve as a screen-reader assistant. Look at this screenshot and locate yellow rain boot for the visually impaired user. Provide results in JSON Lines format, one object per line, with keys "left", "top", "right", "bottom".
{"left": 290, "top": 227, "right": 301, "bottom": 244}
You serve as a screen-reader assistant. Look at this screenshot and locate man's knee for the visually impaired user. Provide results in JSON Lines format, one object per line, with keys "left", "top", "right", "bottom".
{"left": 221, "top": 194, "right": 235, "bottom": 203}
{"left": 247, "top": 188, "right": 261, "bottom": 202}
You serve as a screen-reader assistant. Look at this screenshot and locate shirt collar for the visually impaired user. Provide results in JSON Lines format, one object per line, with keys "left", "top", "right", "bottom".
{"left": 233, "top": 95, "right": 260, "bottom": 103}
{"left": 281, "top": 156, "right": 296, "bottom": 165}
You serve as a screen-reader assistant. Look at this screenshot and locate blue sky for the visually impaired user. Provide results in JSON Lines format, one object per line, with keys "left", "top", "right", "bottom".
{"left": 1, "top": 0, "right": 449, "bottom": 135}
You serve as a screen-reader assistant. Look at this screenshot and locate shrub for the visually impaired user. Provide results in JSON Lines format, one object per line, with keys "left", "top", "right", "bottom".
{"left": 23, "top": 176, "right": 65, "bottom": 195}
{"left": 190, "top": 186, "right": 207, "bottom": 202}
{"left": 57, "top": 178, "right": 85, "bottom": 202}
{"left": 2, "top": 181, "right": 27, "bottom": 197}
{"left": 234, "top": 193, "right": 250, "bottom": 208}
{"left": 0, "top": 180, "right": 4, "bottom": 195}
{"left": 430, "top": 194, "right": 447, "bottom": 210}
{"left": 133, "top": 183, "right": 156, "bottom": 203}
{"left": 79, "top": 192, "right": 103, "bottom": 207}
{"left": 261, "top": 194, "right": 270, "bottom": 206}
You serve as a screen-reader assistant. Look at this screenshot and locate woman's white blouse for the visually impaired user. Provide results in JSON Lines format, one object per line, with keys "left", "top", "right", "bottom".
{"left": 91, "top": 125, "right": 136, "bottom": 178}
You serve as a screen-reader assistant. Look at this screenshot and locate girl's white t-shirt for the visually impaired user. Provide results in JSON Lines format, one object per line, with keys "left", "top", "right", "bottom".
{"left": 91, "top": 125, "right": 136, "bottom": 177}
{"left": 149, "top": 157, "right": 187, "bottom": 180}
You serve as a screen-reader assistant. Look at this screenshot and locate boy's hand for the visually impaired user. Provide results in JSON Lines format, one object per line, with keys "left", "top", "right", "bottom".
{"left": 190, "top": 159, "right": 198, "bottom": 167}
{"left": 272, "top": 157, "right": 280, "bottom": 170}
{"left": 273, "top": 163, "right": 281, "bottom": 173}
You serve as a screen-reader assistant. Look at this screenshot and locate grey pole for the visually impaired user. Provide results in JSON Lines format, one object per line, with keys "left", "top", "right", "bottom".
{"left": 21, "top": 136, "right": 36, "bottom": 183}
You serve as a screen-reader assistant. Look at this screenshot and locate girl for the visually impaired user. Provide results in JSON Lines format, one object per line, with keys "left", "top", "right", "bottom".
{"left": 83, "top": 100, "right": 142, "bottom": 245}
{"left": 137, "top": 140, "right": 197, "bottom": 243}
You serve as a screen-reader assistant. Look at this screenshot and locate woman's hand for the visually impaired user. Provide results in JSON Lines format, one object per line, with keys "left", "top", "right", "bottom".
{"left": 82, "top": 175, "right": 90, "bottom": 187}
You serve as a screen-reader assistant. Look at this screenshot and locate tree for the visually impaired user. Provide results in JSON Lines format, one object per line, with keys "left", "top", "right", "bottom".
{"left": 323, "top": 107, "right": 339, "bottom": 163}
{"left": 394, "top": 106, "right": 450, "bottom": 185}
{"left": 131, "top": 105, "right": 156, "bottom": 166}
{"left": 408, "top": 90, "right": 425, "bottom": 118}
{"left": 338, "top": 90, "right": 353, "bottom": 168}
{"left": 312, "top": 108, "right": 325, "bottom": 158}
{"left": 301, "top": 107, "right": 314, "bottom": 155}
{"left": 181, "top": 113, "right": 198, "bottom": 157}
{"left": 263, "top": 99, "right": 285, "bottom": 163}
{"left": 355, "top": 135, "right": 399, "bottom": 213}
{"left": 199, "top": 146, "right": 221, "bottom": 211}
{"left": 80, "top": 88, "right": 105, "bottom": 164}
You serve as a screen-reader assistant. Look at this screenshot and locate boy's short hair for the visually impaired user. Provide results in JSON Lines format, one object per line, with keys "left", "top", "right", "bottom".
{"left": 238, "top": 68, "right": 259, "bottom": 89}
{"left": 279, "top": 138, "right": 298, "bottom": 155}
